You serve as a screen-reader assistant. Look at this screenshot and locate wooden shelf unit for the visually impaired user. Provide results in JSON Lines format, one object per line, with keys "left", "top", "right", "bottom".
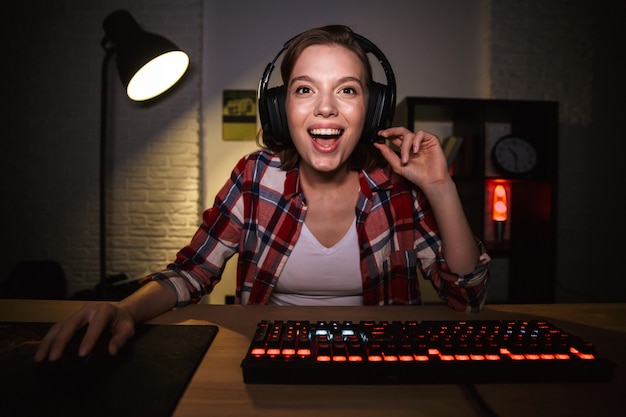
{"left": 394, "top": 97, "right": 558, "bottom": 303}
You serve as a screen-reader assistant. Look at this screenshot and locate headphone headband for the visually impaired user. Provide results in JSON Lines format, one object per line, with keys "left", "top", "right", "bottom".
{"left": 258, "top": 28, "right": 396, "bottom": 147}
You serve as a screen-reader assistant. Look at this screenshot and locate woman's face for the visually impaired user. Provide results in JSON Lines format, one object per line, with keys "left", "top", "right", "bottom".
{"left": 285, "top": 44, "right": 367, "bottom": 175}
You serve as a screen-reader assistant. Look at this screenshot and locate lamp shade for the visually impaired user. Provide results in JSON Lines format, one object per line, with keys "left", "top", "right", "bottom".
{"left": 102, "top": 10, "right": 189, "bottom": 101}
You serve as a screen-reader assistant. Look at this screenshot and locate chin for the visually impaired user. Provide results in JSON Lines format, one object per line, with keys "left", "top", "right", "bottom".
{"left": 311, "top": 162, "right": 348, "bottom": 175}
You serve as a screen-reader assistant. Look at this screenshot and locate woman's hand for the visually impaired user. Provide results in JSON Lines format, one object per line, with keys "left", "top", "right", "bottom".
{"left": 34, "top": 280, "right": 176, "bottom": 362}
{"left": 34, "top": 302, "right": 135, "bottom": 362}
{"left": 374, "top": 127, "right": 450, "bottom": 189}
{"left": 376, "top": 127, "right": 480, "bottom": 274}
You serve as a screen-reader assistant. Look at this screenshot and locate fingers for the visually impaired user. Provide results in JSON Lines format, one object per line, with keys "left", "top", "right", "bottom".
{"left": 106, "top": 308, "right": 136, "bottom": 356}
{"left": 77, "top": 305, "right": 114, "bottom": 356}
{"left": 373, "top": 140, "right": 400, "bottom": 167}
{"left": 34, "top": 302, "right": 129, "bottom": 362}
{"left": 34, "top": 321, "right": 60, "bottom": 362}
{"left": 377, "top": 128, "right": 431, "bottom": 165}
{"left": 34, "top": 314, "right": 87, "bottom": 362}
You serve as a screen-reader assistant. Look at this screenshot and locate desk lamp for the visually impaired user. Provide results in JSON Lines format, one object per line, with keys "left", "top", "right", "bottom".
{"left": 99, "top": 10, "right": 189, "bottom": 297}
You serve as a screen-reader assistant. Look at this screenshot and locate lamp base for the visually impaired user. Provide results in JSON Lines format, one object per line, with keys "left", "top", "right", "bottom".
{"left": 494, "top": 220, "right": 506, "bottom": 243}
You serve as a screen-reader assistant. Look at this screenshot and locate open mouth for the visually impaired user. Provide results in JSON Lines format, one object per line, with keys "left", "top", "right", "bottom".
{"left": 309, "top": 128, "right": 343, "bottom": 141}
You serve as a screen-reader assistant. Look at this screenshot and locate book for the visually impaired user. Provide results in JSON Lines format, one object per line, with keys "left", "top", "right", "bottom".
{"left": 442, "top": 135, "right": 464, "bottom": 167}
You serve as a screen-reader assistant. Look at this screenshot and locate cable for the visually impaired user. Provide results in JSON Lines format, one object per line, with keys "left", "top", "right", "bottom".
{"left": 461, "top": 384, "right": 501, "bottom": 417}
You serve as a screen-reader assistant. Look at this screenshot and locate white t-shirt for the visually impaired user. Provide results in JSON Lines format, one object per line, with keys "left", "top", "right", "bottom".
{"left": 268, "top": 218, "right": 363, "bottom": 306}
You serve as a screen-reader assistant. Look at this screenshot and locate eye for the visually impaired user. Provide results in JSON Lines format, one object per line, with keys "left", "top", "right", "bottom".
{"left": 340, "top": 86, "right": 358, "bottom": 95}
{"left": 295, "top": 86, "right": 312, "bottom": 95}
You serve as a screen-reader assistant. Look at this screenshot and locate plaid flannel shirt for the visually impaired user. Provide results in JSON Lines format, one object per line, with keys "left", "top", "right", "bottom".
{"left": 144, "top": 149, "right": 490, "bottom": 312}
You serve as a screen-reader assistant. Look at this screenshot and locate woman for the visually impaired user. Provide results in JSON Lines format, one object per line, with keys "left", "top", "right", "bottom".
{"left": 35, "top": 25, "right": 490, "bottom": 362}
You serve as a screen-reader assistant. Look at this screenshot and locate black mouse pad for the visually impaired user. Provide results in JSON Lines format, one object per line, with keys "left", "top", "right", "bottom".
{"left": 0, "top": 321, "right": 218, "bottom": 417}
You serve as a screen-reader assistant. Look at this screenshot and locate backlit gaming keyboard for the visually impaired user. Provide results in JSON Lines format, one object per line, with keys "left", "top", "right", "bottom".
{"left": 241, "top": 319, "right": 616, "bottom": 384}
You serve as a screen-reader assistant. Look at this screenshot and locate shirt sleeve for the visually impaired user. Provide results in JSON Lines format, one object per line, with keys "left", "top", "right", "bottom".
{"left": 141, "top": 156, "right": 248, "bottom": 307}
{"left": 425, "top": 241, "right": 491, "bottom": 313}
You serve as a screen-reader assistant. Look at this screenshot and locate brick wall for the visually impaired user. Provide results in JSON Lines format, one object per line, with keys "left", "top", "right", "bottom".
{"left": 94, "top": 2, "right": 204, "bottom": 293}
{"left": 486, "top": 0, "right": 593, "bottom": 124}
{"left": 484, "top": 0, "right": 595, "bottom": 301}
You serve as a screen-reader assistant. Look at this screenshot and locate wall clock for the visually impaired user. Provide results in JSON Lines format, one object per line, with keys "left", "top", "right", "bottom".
{"left": 492, "top": 135, "right": 538, "bottom": 175}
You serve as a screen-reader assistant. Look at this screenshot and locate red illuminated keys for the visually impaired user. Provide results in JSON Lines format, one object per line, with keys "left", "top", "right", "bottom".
{"left": 398, "top": 343, "right": 415, "bottom": 362}
{"left": 347, "top": 339, "right": 365, "bottom": 362}
{"left": 571, "top": 346, "right": 596, "bottom": 360}
{"left": 250, "top": 347, "right": 266, "bottom": 356}
{"left": 249, "top": 320, "right": 270, "bottom": 356}
{"left": 316, "top": 341, "right": 332, "bottom": 362}
{"left": 245, "top": 319, "right": 602, "bottom": 369}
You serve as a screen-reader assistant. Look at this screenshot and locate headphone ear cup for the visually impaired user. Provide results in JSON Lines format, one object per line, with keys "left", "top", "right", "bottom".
{"left": 363, "top": 81, "right": 393, "bottom": 142}
{"left": 262, "top": 85, "right": 289, "bottom": 146}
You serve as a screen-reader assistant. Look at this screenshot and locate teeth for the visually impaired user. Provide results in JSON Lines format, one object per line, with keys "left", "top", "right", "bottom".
{"left": 309, "top": 128, "right": 342, "bottom": 136}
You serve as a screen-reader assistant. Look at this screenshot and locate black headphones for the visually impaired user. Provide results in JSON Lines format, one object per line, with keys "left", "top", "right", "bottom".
{"left": 258, "top": 29, "right": 396, "bottom": 147}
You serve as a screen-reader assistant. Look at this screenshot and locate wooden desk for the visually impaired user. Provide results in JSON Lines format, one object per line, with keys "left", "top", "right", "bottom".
{"left": 1, "top": 300, "right": 624, "bottom": 417}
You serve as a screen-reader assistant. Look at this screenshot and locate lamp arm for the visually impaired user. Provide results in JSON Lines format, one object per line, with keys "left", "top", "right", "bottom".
{"left": 100, "top": 48, "right": 115, "bottom": 292}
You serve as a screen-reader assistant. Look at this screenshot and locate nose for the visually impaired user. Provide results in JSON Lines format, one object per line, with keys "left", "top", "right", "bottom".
{"left": 314, "top": 91, "right": 337, "bottom": 117}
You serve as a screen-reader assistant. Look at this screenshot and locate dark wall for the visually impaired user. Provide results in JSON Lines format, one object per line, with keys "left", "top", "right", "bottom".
{"left": 588, "top": 1, "right": 626, "bottom": 302}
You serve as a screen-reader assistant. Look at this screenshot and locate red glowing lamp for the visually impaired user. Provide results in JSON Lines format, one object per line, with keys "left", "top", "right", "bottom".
{"left": 492, "top": 184, "right": 508, "bottom": 242}
{"left": 492, "top": 185, "right": 508, "bottom": 222}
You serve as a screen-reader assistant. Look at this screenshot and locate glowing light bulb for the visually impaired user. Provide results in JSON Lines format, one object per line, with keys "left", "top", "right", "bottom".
{"left": 126, "top": 51, "right": 189, "bottom": 101}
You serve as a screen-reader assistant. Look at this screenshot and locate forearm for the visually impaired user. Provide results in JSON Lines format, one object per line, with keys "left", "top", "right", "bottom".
{"left": 422, "top": 178, "right": 480, "bottom": 274}
{"left": 116, "top": 280, "right": 178, "bottom": 324}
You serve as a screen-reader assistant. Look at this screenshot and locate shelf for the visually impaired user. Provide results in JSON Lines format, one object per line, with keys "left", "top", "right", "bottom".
{"left": 394, "top": 97, "right": 558, "bottom": 303}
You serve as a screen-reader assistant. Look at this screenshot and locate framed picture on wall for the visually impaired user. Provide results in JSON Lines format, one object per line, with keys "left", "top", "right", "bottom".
{"left": 222, "top": 90, "right": 257, "bottom": 140}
